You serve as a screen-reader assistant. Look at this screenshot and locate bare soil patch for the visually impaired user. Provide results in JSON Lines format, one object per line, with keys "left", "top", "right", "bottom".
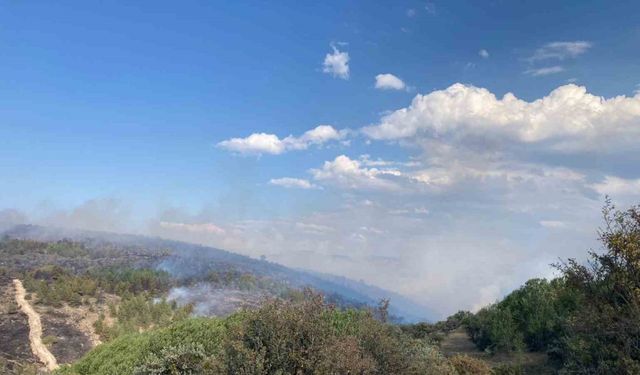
{"left": 39, "top": 308, "right": 92, "bottom": 364}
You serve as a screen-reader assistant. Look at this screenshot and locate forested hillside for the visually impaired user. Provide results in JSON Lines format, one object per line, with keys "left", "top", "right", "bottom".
{"left": 2, "top": 202, "right": 639, "bottom": 374}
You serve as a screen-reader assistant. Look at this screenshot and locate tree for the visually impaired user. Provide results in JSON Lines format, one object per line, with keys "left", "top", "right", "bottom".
{"left": 557, "top": 201, "right": 640, "bottom": 373}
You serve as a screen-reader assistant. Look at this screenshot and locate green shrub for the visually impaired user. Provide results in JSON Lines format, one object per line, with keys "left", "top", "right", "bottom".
{"left": 134, "top": 343, "right": 212, "bottom": 375}
{"left": 61, "top": 293, "right": 457, "bottom": 375}
{"left": 556, "top": 202, "right": 640, "bottom": 373}
{"left": 466, "top": 278, "right": 578, "bottom": 355}
{"left": 94, "top": 294, "right": 193, "bottom": 341}
{"left": 467, "top": 305, "right": 525, "bottom": 354}
{"left": 58, "top": 318, "right": 227, "bottom": 375}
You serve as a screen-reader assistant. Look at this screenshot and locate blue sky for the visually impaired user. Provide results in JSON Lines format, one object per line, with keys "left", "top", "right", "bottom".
{"left": 1, "top": 0, "right": 640, "bottom": 317}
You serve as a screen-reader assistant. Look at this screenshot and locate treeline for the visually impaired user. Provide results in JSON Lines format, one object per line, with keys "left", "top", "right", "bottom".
{"left": 464, "top": 202, "right": 640, "bottom": 373}
{"left": 22, "top": 266, "right": 173, "bottom": 307}
{"left": 0, "top": 238, "right": 89, "bottom": 258}
{"left": 466, "top": 278, "right": 577, "bottom": 356}
{"left": 202, "top": 269, "right": 288, "bottom": 294}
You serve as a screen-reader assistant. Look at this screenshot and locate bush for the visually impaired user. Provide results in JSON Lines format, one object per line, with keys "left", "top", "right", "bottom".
{"left": 467, "top": 305, "right": 525, "bottom": 354}
{"left": 134, "top": 343, "right": 213, "bottom": 375}
{"left": 94, "top": 294, "right": 193, "bottom": 341}
{"left": 449, "top": 354, "right": 492, "bottom": 375}
{"left": 556, "top": 202, "right": 640, "bottom": 373}
{"left": 58, "top": 318, "right": 227, "bottom": 375}
{"left": 61, "top": 293, "right": 457, "bottom": 375}
{"left": 466, "top": 278, "right": 578, "bottom": 355}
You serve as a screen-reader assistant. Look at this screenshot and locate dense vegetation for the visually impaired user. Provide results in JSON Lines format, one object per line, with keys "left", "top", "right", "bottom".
{"left": 4, "top": 202, "right": 640, "bottom": 374}
{"left": 58, "top": 293, "right": 456, "bottom": 375}
{"left": 463, "top": 201, "right": 640, "bottom": 373}
{"left": 466, "top": 278, "right": 578, "bottom": 356}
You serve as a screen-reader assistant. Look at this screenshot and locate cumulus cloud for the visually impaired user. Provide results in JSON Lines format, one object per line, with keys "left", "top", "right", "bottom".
{"left": 525, "top": 65, "right": 564, "bottom": 76}
{"left": 310, "top": 155, "right": 404, "bottom": 191}
{"left": 375, "top": 73, "right": 407, "bottom": 90}
{"left": 218, "top": 125, "right": 347, "bottom": 155}
{"left": 269, "top": 177, "right": 319, "bottom": 189}
{"left": 478, "top": 49, "right": 489, "bottom": 59}
{"left": 362, "top": 83, "right": 640, "bottom": 152}
{"left": 529, "top": 41, "right": 592, "bottom": 61}
{"left": 322, "top": 45, "right": 350, "bottom": 79}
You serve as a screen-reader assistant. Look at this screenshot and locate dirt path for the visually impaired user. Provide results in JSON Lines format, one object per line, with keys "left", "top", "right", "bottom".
{"left": 13, "top": 279, "right": 59, "bottom": 371}
{"left": 440, "top": 327, "right": 552, "bottom": 372}
{"left": 440, "top": 327, "right": 482, "bottom": 356}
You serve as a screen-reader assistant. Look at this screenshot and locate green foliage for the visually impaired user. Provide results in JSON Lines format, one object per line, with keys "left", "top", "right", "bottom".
{"left": 92, "top": 268, "right": 172, "bottom": 296}
{"left": 23, "top": 266, "right": 99, "bottom": 306}
{"left": 134, "top": 343, "right": 213, "bottom": 375}
{"left": 204, "top": 269, "right": 288, "bottom": 294}
{"left": 45, "top": 241, "right": 89, "bottom": 258}
{"left": 61, "top": 294, "right": 457, "bottom": 375}
{"left": 58, "top": 318, "right": 227, "bottom": 375}
{"left": 0, "top": 238, "right": 87, "bottom": 258}
{"left": 94, "top": 294, "right": 193, "bottom": 341}
{"left": 401, "top": 310, "right": 472, "bottom": 344}
{"left": 218, "top": 292, "right": 456, "bottom": 374}
{"left": 464, "top": 201, "right": 640, "bottom": 373}
{"left": 467, "top": 278, "right": 578, "bottom": 355}
{"left": 23, "top": 266, "right": 173, "bottom": 308}
{"left": 555, "top": 202, "right": 640, "bottom": 373}
{"left": 468, "top": 305, "right": 526, "bottom": 354}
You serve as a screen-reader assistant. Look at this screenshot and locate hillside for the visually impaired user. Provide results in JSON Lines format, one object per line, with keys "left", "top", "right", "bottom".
{"left": 2, "top": 224, "right": 433, "bottom": 322}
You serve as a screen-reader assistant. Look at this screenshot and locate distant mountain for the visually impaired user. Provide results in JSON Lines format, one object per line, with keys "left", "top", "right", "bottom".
{"left": 2, "top": 224, "right": 435, "bottom": 322}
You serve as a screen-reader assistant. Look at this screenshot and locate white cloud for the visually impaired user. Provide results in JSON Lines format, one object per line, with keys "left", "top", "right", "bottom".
{"left": 323, "top": 45, "right": 350, "bottom": 79}
{"left": 269, "top": 177, "right": 319, "bottom": 189}
{"left": 478, "top": 49, "right": 489, "bottom": 59}
{"left": 540, "top": 220, "right": 566, "bottom": 229}
{"left": 218, "top": 125, "right": 347, "bottom": 155}
{"left": 591, "top": 176, "right": 640, "bottom": 196}
{"left": 525, "top": 65, "right": 564, "bottom": 76}
{"left": 217, "top": 133, "right": 285, "bottom": 155}
{"left": 406, "top": 8, "right": 416, "bottom": 17}
{"left": 159, "top": 221, "right": 226, "bottom": 235}
{"left": 529, "top": 41, "right": 592, "bottom": 61}
{"left": 363, "top": 83, "right": 640, "bottom": 152}
{"left": 375, "top": 73, "right": 406, "bottom": 90}
{"left": 310, "top": 155, "right": 404, "bottom": 191}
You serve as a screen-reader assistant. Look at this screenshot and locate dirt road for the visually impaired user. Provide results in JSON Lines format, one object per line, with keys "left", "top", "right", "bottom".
{"left": 13, "top": 279, "right": 59, "bottom": 371}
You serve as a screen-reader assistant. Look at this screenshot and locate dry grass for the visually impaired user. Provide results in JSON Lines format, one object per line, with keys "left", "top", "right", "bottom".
{"left": 440, "top": 327, "right": 553, "bottom": 374}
